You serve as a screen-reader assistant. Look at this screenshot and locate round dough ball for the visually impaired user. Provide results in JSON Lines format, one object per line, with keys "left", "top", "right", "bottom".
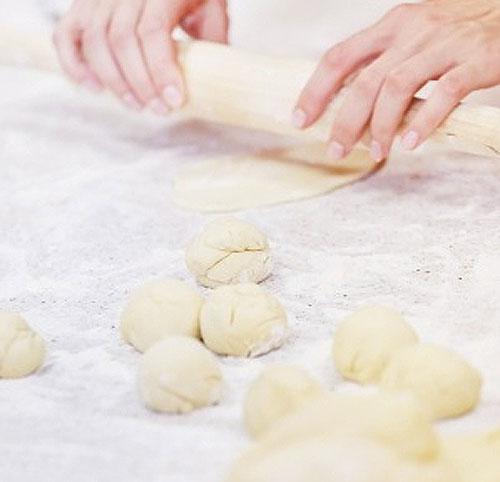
{"left": 227, "top": 436, "right": 457, "bottom": 482}
{"left": 253, "top": 391, "right": 438, "bottom": 461}
{"left": 138, "top": 336, "right": 223, "bottom": 413}
{"left": 244, "top": 364, "right": 324, "bottom": 439}
{"left": 0, "top": 312, "right": 45, "bottom": 378}
{"left": 333, "top": 305, "right": 418, "bottom": 384}
{"left": 200, "top": 283, "right": 287, "bottom": 357}
{"left": 120, "top": 279, "right": 203, "bottom": 352}
{"left": 185, "top": 217, "right": 272, "bottom": 288}
{"left": 380, "top": 343, "right": 482, "bottom": 420}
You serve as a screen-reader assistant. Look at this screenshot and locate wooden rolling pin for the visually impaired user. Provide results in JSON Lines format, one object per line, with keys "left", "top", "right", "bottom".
{"left": 2, "top": 28, "right": 500, "bottom": 158}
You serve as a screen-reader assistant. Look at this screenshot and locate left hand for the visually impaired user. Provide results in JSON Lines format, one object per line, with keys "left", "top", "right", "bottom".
{"left": 292, "top": 0, "right": 500, "bottom": 161}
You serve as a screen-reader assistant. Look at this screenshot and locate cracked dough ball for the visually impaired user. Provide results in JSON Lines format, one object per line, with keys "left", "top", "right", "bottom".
{"left": 138, "top": 336, "right": 222, "bottom": 413}
{"left": 227, "top": 437, "right": 457, "bottom": 482}
{"left": 200, "top": 283, "right": 287, "bottom": 357}
{"left": 120, "top": 279, "right": 203, "bottom": 352}
{"left": 244, "top": 364, "right": 324, "bottom": 439}
{"left": 185, "top": 217, "right": 272, "bottom": 288}
{"left": 380, "top": 343, "right": 482, "bottom": 420}
{"left": 333, "top": 305, "right": 418, "bottom": 384}
{"left": 0, "top": 312, "right": 45, "bottom": 378}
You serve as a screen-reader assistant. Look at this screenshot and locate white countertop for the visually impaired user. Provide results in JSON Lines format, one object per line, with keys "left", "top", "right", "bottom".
{"left": 1, "top": 2, "right": 499, "bottom": 481}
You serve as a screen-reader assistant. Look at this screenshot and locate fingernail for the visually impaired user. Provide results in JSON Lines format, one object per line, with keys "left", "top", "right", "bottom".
{"left": 81, "top": 77, "right": 102, "bottom": 93}
{"left": 291, "top": 108, "right": 307, "bottom": 129}
{"left": 162, "top": 84, "right": 183, "bottom": 109}
{"left": 122, "top": 92, "right": 142, "bottom": 111}
{"left": 401, "top": 130, "right": 419, "bottom": 150}
{"left": 370, "top": 140, "right": 384, "bottom": 163}
{"left": 327, "top": 141, "right": 345, "bottom": 160}
{"left": 148, "top": 98, "right": 170, "bottom": 116}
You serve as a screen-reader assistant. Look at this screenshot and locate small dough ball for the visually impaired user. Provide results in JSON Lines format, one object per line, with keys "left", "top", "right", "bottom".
{"left": 253, "top": 391, "right": 438, "bottom": 461}
{"left": 0, "top": 312, "right": 46, "bottom": 378}
{"left": 244, "top": 364, "right": 324, "bottom": 439}
{"left": 227, "top": 436, "right": 457, "bottom": 482}
{"left": 138, "top": 336, "right": 223, "bottom": 413}
{"left": 120, "top": 279, "right": 203, "bottom": 352}
{"left": 333, "top": 305, "right": 418, "bottom": 384}
{"left": 185, "top": 217, "right": 272, "bottom": 288}
{"left": 200, "top": 283, "right": 287, "bottom": 357}
{"left": 380, "top": 343, "right": 482, "bottom": 420}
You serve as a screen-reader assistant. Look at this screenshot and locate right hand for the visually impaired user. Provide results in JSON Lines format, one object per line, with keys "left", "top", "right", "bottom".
{"left": 53, "top": 0, "right": 229, "bottom": 114}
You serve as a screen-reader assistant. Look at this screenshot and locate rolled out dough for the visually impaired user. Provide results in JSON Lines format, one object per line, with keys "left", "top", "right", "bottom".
{"left": 173, "top": 145, "right": 379, "bottom": 212}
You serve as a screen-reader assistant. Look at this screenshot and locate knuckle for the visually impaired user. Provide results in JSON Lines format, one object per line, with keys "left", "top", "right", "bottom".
{"left": 387, "top": 3, "right": 415, "bottom": 19}
{"left": 351, "top": 73, "right": 377, "bottom": 98}
{"left": 331, "top": 121, "right": 355, "bottom": 146}
{"left": 301, "top": 87, "right": 326, "bottom": 110}
{"left": 385, "top": 68, "right": 413, "bottom": 95}
{"left": 322, "top": 45, "right": 347, "bottom": 69}
{"left": 439, "top": 74, "right": 466, "bottom": 100}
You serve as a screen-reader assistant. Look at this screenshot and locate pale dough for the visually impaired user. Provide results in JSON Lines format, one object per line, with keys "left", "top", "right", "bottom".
{"left": 138, "top": 336, "right": 222, "bottom": 413}
{"left": 226, "top": 436, "right": 458, "bottom": 482}
{"left": 380, "top": 343, "right": 482, "bottom": 420}
{"left": 0, "top": 311, "right": 46, "bottom": 378}
{"left": 200, "top": 283, "right": 287, "bottom": 357}
{"left": 247, "top": 391, "right": 438, "bottom": 461}
{"left": 185, "top": 217, "right": 272, "bottom": 288}
{"left": 243, "top": 364, "right": 324, "bottom": 439}
{"left": 442, "top": 429, "right": 500, "bottom": 482}
{"left": 333, "top": 305, "right": 418, "bottom": 384}
{"left": 120, "top": 279, "right": 203, "bottom": 352}
{"left": 173, "top": 145, "right": 378, "bottom": 212}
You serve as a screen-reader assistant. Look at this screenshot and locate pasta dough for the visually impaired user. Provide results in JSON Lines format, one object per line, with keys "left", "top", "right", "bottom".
{"left": 243, "top": 364, "right": 324, "bottom": 439}
{"left": 138, "top": 336, "right": 222, "bottom": 413}
{"left": 333, "top": 305, "right": 418, "bottom": 384}
{"left": 380, "top": 343, "right": 482, "bottom": 420}
{"left": 200, "top": 283, "right": 287, "bottom": 357}
{"left": 185, "top": 217, "right": 272, "bottom": 288}
{"left": 120, "top": 279, "right": 203, "bottom": 352}
{"left": 0, "top": 312, "right": 46, "bottom": 378}
{"left": 173, "top": 146, "right": 378, "bottom": 212}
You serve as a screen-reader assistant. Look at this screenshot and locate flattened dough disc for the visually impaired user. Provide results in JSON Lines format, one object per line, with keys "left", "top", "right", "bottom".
{"left": 173, "top": 145, "right": 379, "bottom": 212}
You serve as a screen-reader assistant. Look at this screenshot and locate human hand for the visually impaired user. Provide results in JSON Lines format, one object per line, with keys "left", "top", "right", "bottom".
{"left": 293, "top": 0, "right": 500, "bottom": 161}
{"left": 53, "top": 0, "right": 228, "bottom": 114}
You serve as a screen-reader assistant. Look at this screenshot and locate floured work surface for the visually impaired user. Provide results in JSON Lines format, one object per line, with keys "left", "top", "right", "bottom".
{"left": 1, "top": 46, "right": 500, "bottom": 482}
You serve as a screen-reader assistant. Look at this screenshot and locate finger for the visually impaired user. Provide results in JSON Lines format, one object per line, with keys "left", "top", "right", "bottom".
{"left": 82, "top": 1, "right": 141, "bottom": 108}
{"left": 326, "top": 43, "right": 423, "bottom": 160}
{"left": 401, "top": 64, "right": 476, "bottom": 150}
{"left": 138, "top": 0, "right": 187, "bottom": 109}
{"left": 109, "top": 0, "right": 167, "bottom": 112}
{"left": 182, "top": 0, "right": 229, "bottom": 43}
{"left": 370, "top": 46, "right": 455, "bottom": 159}
{"left": 292, "top": 26, "right": 388, "bottom": 130}
{"left": 53, "top": 21, "right": 101, "bottom": 89}
{"left": 53, "top": 0, "right": 102, "bottom": 89}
